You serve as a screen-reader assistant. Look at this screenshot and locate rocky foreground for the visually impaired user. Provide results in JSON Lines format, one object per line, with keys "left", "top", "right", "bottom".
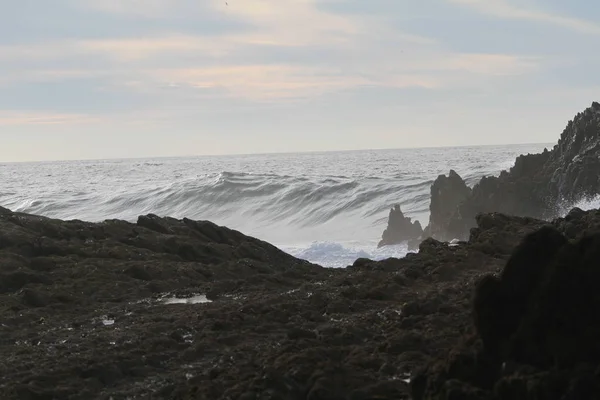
{"left": 2, "top": 205, "right": 600, "bottom": 399}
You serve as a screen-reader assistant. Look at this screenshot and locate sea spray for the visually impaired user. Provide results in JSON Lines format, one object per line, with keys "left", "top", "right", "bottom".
{"left": 1, "top": 144, "right": 548, "bottom": 263}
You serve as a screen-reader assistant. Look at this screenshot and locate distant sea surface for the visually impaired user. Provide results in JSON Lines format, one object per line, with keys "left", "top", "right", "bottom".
{"left": 6, "top": 143, "right": 589, "bottom": 268}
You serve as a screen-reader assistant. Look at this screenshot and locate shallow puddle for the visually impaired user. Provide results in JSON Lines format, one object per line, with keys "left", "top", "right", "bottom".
{"left": 160, "top": 295, "right": 212, "bottom": 304}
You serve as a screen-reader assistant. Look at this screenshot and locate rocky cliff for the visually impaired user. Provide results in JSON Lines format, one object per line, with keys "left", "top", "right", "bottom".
{"left": 421, "top": 101, "right": 600, "bottom": 241}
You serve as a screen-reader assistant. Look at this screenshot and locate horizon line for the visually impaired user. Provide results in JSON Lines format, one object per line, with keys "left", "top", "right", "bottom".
{"left": 2, "top": 141, "right": 555, "bottom": 165}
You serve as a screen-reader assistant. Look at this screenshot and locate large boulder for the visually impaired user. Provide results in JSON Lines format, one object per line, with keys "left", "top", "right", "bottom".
{"left": 412, "top": 214, "right": 600, "bottom": 399}
{"left": 378, "top": 204, "right": 423, "bottom": 248}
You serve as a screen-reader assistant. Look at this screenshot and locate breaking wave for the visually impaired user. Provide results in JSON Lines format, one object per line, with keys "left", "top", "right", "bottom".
{"left": 1, "top": 144, "right": 551, "bottom": 265}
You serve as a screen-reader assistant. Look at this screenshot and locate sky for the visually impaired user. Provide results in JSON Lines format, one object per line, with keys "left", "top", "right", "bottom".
{"left": 2, "top": 0, "right": 600, "bottom": 161}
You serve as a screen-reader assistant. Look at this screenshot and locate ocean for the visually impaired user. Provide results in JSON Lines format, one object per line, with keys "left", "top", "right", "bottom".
{"left": 3, "top": 143, "right": 586, "bottom": 268}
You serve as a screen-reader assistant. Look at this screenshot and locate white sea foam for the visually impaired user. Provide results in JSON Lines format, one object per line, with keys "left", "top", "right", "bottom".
{"left": 281, "top": 240, "right": 410, "bottom": 268}
{"left": 161, "top": 295, "right": 212, "bottom": 305}
{"left": 570, "top": 194, "right": 600, "bottom": 212}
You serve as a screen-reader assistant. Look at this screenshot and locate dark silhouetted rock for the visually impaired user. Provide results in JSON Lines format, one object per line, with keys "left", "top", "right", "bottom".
{"left": 473, "top": 226, "right": 568, "bottom": 355}
{"left": 423, "top": 170, "right": 472, "bottom": 241}
{"left": 412, "top": 209, "right": 600, "bottom": 400}
{"left": 378, "top": 204, "right": 423, "bottom": 248}
{"left": 417, "top": 102, "right": 600, "bottom": 241}
{"left": 2, "top": 205, "right": 600, "bottom": 400}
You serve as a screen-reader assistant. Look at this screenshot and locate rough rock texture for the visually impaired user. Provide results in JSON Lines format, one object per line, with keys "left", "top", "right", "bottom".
{"left": 412, "top": 207, "right": 600, "bottom": 400}
{"left": 2, "top": 206, "right": 600, "bottom": 399}
{"left": 423, "top": 170, "right": 472, "bottom": 242}
{"left": 423, "top": 101, "right": 600, "bottom": 241}
{"left": 378, "top": 204, "right": 423, "bottom": 248}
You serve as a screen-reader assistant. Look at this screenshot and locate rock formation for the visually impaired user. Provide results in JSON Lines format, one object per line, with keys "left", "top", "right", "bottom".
{"left": 378, "top": 204, "right": 423, "bottom": 248}
{"left": 412, "top": 208, "right": 600, "bottom": 399}
{"left": 2, "top": 204, "right": 599, "bottom": 399}
{"left": 416, "top": 101, "right": 600, "bottom": 241}
{"left": 422, "top": 170, "right": 472, "bottom": 242}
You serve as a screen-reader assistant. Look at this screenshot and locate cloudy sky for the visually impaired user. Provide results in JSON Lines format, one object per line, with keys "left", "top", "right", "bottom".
{"left": 2, "top": 0, "right": 599, "bottom": 161}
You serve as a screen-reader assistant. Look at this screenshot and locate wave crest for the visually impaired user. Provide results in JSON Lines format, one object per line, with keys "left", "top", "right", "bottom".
{"left": 5, "top": 170, "right": 431, "bottom": 244}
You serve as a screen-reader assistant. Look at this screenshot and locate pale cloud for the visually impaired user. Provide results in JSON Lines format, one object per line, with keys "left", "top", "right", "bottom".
{"left": 0, "top": 1, "right": 548, "bottom": 110}
{"left": 210, "top": 0, "right": 361, "bottom": 46}
{"left": 1, "top": 0, "right": 598, "bottom": 161}
{"left": 0, "top": 69, "right": 115, "bottom": 86}
{"left": 3, "top": 0, "right": 511, "bottom": 102}
{"left": 0, "top": 111, "right": 99, "bottom": 126}
{"left": 73, "top": 0, "right": 174, "bottom": 17}
{"left": 443, "top": 53, "right": 539, "bottom": 76}
{"left": 0, "top": 35, "right": 229, "bottom": 63}
{"left": 0, "top": 37, "right": 540, "bottom": 99}
{"left": 0, "top": 0, "right": 367, "bottom": 65}
{"left": 0, "top": 108, "right": 180, "bottom": 128}
{"left": 78, "top": 0, "right": 364, "bottom": 47}
{"left": 0, "top": 42, "right": 78, "bottom": 61}
{"left": 79, "top": 35, "right": 232, "bottom": 60}
{"left": 448, "top": 0, "right": 600, "bottom": 34}
{"left": 136, "top": 51, "right": 537, "bottom": 100}
{"left": 146, "top": 65, "right": 440, "bottom": 100}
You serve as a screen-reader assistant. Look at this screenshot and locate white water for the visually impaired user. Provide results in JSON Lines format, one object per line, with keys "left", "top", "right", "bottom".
{"left": 1, "top": 144, "right": 551, "bottom": 268}
{"left": 280, "top": 240, "right": 410, "bottom": 268}
{"left": 570, "top": 194, "right": 600, "bottom": 212}
{"left": 161, "top": 295, "right": 212, "bottom": 305}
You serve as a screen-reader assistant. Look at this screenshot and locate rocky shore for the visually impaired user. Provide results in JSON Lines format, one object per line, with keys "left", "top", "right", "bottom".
{"left": 380, "top": 101, "right": 600, "bottom": 245}
{"left": 2, "top": 203, "right": 600, "bottom": 399}
{"left": 3, "top": 102, "right": 600, "bottom": 399}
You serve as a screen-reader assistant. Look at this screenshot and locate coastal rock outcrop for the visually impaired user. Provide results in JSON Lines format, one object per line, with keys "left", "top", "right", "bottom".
{"left": 2, "top": 204, "right": 599, "bottom": 399}
{"left": 417, "top": 101, "right": 600, "bottom": 241}
{"left": 422, "top": 170, "right": 471, "bottom": 242}
{"left": 378, "top": 204, "right": 423, "bottom": 248}
{"left": 412, "top": 208, "right": 600, "bottom": 399}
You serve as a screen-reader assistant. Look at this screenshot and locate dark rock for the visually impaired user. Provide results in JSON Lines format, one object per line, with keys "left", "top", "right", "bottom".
{"left": 287, "top": 328, "right": 318, "bottom": 340}
{"left": 415, "top": 102, "right": 600, "bottom": 241}
{"left": 414, "top": 211, "right": 600, "bottom": 399}
{"left": 0, "top": 271, "right": 51, "bottom": 293}
{"left": 21, "top": 289, "right": 51, "bottom": 308}
{"left": 565, "top": 207, "right": 586, "bottom": 221}
{"left": 136, "top": 214, "right": 172, "bottom": 234}
{"left": 80, "top": 363, "right": 124, "bottom": 386}
{"left": 124, "top": 265, "right": 153, "bottom": 281}
{"left": 423, "top": 170, "right": 472, "bottom": 241}
{"left": 473, "top": 226, "right": 567, "bottom": 355}
{"left": 407, "top": 237, "right": 422, "bottom": 251}
{"left": 2, "top": 206, "right": 600, "bottom": 400}
{"left": 14, "top": 385, "right": 55, "bottom": 400}
{"left": 378, "top": 204, "right": 423, "bottom": 247}
{"left": 418, "top": 237, "right": 446, "bottom": 255}
{"left": 351, "top": 380, "right": 409, "bottom": 400}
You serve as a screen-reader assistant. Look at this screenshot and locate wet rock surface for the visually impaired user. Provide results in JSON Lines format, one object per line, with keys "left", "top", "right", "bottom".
{"left": 412, "top": 208, "right": 600, "bottom": 400}
{"left": 1, "top": 207, "right": 600, "bottom": 399}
